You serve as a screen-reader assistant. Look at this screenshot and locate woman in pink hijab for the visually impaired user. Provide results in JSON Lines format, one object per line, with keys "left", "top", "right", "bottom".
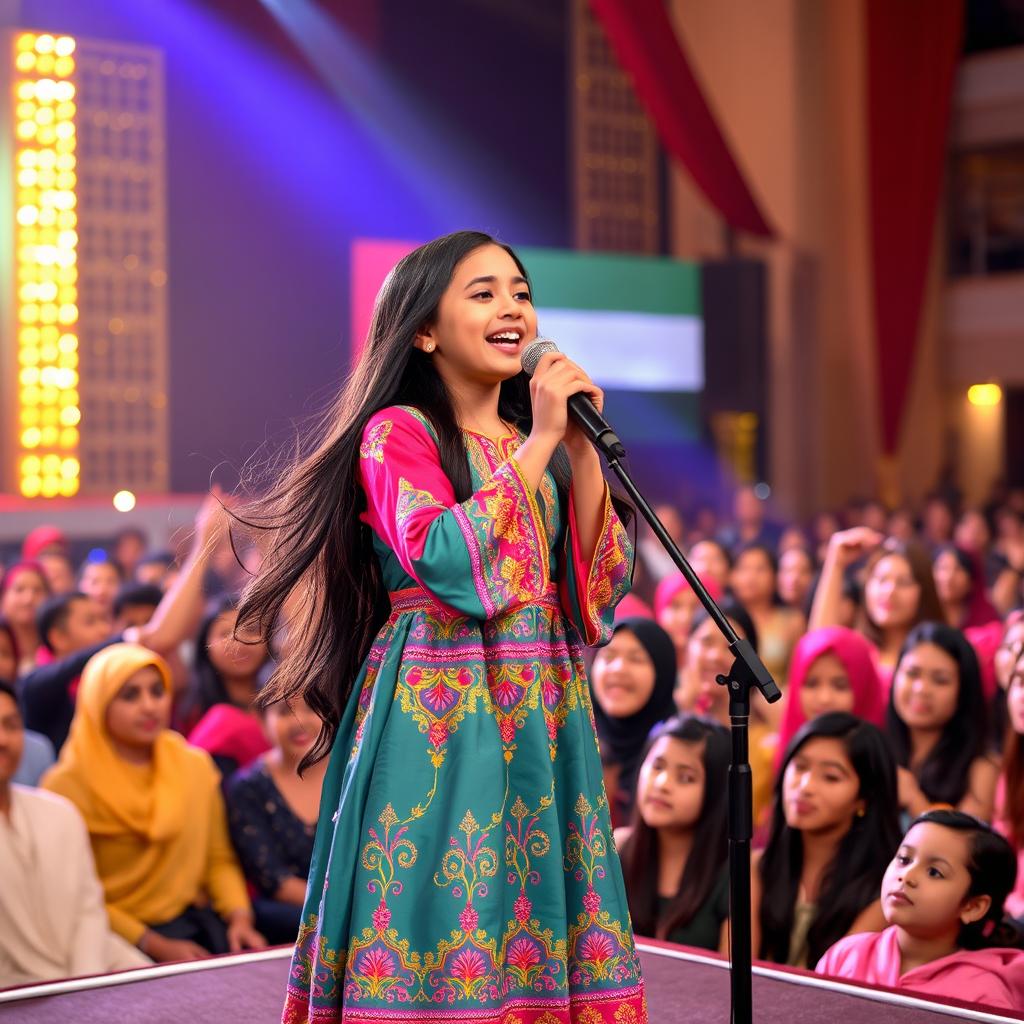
{"left": 775, "top": 626, "right": 885, "bottom": 771}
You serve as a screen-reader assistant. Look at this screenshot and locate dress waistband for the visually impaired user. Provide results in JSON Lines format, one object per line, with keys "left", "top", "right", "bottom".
{"left": 388, "top": 584, "right": 560, "bottom": 617}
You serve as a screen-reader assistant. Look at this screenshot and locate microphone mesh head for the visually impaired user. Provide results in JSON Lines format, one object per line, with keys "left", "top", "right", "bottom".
{"left": 521, "top": 336, "right": 558, "bottom": 376}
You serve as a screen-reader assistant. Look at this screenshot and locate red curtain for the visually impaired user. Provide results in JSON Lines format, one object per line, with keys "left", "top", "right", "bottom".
{"left": 866, "top": 0, "right": 963, "bottom": 454}
{"left": 589, "top": 0, "right": 774, "bottom": 239}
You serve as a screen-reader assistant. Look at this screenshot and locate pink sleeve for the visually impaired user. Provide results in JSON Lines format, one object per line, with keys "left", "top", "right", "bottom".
{"left": 357, "top": 407, "right": 551, "bottom": 619}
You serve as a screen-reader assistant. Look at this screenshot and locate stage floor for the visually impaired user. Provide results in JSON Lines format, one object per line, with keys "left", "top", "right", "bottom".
{"left": 1, "top": 941, "right": 1021, "bottom": 1023}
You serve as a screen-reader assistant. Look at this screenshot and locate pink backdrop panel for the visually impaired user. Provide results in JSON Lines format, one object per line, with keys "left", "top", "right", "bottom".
{"left": 350, "top": 238, "right": 419, "bottom": 359}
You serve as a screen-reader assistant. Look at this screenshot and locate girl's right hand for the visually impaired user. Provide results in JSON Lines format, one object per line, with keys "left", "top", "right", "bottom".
{"left": 527, "top": 351, "right": 601, "bottom": 447}
{"left": 826, "top": 527, "right": 884, "bottom": 568}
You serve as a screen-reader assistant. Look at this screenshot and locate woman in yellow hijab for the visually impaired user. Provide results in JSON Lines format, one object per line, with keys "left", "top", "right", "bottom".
{"left": 43, "top": 643, "right": 265, "bottom": 963}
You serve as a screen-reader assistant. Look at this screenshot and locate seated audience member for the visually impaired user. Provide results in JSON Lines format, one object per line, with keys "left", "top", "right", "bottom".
{"left": 0, "top": 563, "right": 51, "bottom": 676}
{"left": 0, "top": 619, "right": 54, "bottom": 786}
{"left": 21, "top": 495, "right": 229, "bottom": 752}
{"left": 729, "top": 543, "right": 806, "bottom": 726}
{"left": 718, "top": 484, "right": 783, "bottom": 553}
{"left": 653, "top": 571, "right": 723, "bottom": 677}
{"left": 226, "top": 696, "right": 325, "bottom": 944}
{"left": 37, "top": 552, "right": 75, "bottom": 598}
{"left": 182, "top": 596, "right": 273, "bottom": 777}
{"left": 614, "top": 715, "right": 730, "bottom": 951}
{"left": 113, "top": 527, "right": 148, "bottom": 581}
{"left": 753, "top": 713, "right": 900, "bottom": 968}
{"left": 591, "top": 619, "right": 677, "bottom": 828}
{"left": 113, "top": 582, "right": 164, "bottom": 631}
{"left": 887, "top": 623, "right": 998, "bottom": 822}
{"left": 20, "top": 525, "right": 68, "bottom": 564}
{"left": 996, "top": 647, "right": 1024, "bottom": 918}
{"left": 933, "top": 545, "right": 1000, "bottom": 631}
{"left": 778, "top": 546, "right": 815, "bottom": 617}
{"left": 42, "top": 644, "right": 265, "bottom": 962}
{"left": 686, "top": 539, "right": 732, "bottom": 595}
{"left": 776, "top": 627, "right": 884, "bottom": 770}
{"left": 817, "top": 811, "right": 1024, "bottom": 1010}
{"left": 0, "top": 680, "right": 150, "bottom": 984}
{"left": 811, "top": 530, "right": 944, "bottom": 693}
{"left": 676, "top": 602, "right": 774, "bottom": 824}
{"left": 78, "top": 555, "right": 123, "bottom": 619}
{"left": 135, "top": 550, "right": 178, "bottom": 590}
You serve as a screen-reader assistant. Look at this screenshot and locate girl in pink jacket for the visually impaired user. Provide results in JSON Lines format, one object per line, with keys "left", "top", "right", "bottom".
{"left": 816, "top": 810, "right": 1024, "bottom": 1010}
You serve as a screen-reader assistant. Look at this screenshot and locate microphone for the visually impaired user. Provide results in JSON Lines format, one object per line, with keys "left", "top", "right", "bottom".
{"left": 520, "top": 337, "right": 626, "bottom": 459}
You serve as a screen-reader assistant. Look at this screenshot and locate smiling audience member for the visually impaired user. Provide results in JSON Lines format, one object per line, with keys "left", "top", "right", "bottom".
{"left": 615, "top": 715, "right": 731, "bottom": 951}
{"left": 591, "top": 618, "right": 677, "bottom": 827}
{"left": 817, "top": 811, "right": 1024, "bottom": 1010}
{"left": 42, "top": 644, "right": 265, "bottom": 962}
{"left": 753, "top": 713, "right": 901, "bottom": 968}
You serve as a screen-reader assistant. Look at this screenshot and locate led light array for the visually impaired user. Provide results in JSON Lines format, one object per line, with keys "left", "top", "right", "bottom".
{"left": 13, "top": 31, "right": 80, "bottom": 498}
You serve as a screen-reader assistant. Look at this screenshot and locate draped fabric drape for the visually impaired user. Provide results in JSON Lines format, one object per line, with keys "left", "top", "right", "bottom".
{"left": 588, "top": 0, "right": 774, "bottom": 239}
{"left": 865, "top": 0, "right": 963, "bottom": 454}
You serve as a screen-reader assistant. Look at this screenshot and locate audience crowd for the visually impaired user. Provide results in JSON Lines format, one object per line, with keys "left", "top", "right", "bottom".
{"left": 2, "top": 481, "right": 1024, "bottom": 1010}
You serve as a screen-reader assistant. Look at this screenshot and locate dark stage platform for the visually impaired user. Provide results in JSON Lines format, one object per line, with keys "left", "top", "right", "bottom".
{"left": 0, "top": 941, "right": 1021, "bottom": 1023}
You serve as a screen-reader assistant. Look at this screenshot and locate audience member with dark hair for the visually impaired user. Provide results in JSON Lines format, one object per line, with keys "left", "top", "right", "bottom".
{"left": 686, "top": 539, "right": 732, "bottom": 595}
{"left": 729, "top": 542, "right": 805, "bottom": 725}
{"left": 42, "top": 644, "right": 266, "bottom": 962}
{"left": 933, "top": 545, "right": 1000, "bottom": 631}
{"left": 0, "top": 680, "right": 150, "bottom": 983}
{"left": 182, "top": 596, "right": 273, "bottom": 778}
{"left": 811, "top": 530, "right": 944, "bottom": 693}
{"left": 36, "top": 551, "right": 75, "bottom": 597}
{"left": 996, "top": 645, "right": 1024, "bottom": 918}
{"left": 778, "top": 546, "right": 815, "bottom": 617}
{"left": 77, "top": 556, "right": 123, "bottom": 619}
{"left": 754, "top": 713, "right": 901, "bottom": 968}
{"left": 887, "top": 623, "right": 998, "bottom": 821}
{"left": 590, "top": 618, "right": 677, "bottom": 827}
{"left": 113, "top": 583, "right": 164, "bottom": 630}
{"left": 614, "top": 715, "right": 730, "bottom": 951}
{"left": 0, "top": 563, "right": 51, "bottom": 676}
{"left": 134, "top": 550, "right": 178, "bottom": 590}
{"left": 226, "top": 696, "right": 325, "bottom": 944}
{"left": 113, "top": 527, "right": 148, "bottom": 582}
{"left": 817, "top": 811, "right": 1024, "bottom": 1009}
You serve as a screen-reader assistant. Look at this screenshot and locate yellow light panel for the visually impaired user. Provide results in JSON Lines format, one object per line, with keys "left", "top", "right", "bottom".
{"left": 13, "top": 32, "right": 79, "bottom": 498}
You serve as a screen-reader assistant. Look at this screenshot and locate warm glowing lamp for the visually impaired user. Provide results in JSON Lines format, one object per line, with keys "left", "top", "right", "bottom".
{"left": 967, "top": 384, "right": 1002, "bottom": 407}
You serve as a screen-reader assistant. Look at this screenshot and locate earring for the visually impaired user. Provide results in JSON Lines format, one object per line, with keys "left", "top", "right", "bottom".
{"left": 425, "top": 341, "right": 435, "bottom": 352}
{"left": 856, "top": 807, "right": 866, "bottom": 818}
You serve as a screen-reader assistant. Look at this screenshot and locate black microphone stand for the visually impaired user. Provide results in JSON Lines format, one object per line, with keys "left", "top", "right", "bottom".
{"left": 587, "top": 428, "right": 780, "bottom": 1024}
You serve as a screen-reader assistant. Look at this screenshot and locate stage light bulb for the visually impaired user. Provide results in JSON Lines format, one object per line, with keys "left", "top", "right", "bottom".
{"left": 967, "top": 383, "right": 1002, "bottom": 407}
{"left": 113, "top": 490, "right": 137, "bottom": 513}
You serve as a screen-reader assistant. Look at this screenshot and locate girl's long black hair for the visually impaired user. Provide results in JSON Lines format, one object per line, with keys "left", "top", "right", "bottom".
{"left": 618, "top": 714, "right": 730, "bottom": 940}
{"left": 234, "top": 231, "right": 627, "bottom": 769}
{"left": 886, "top": 621, "right": 990, "bottom": 807}
{"left": 758, "top": 711, "right": 901, "bottom": 967}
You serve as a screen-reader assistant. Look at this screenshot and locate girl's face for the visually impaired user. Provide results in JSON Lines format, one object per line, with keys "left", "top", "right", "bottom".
{"left": 932, "top": 551, "right": 970, "bottom": 605}
{"left": 592, "top": 628, "right": 656, "bottom": 718}
{"left": 687, "top": 542, "right": 730, "bottom": 591}
{"left": 0, "top": 631, "right": 16, "bottom": 681}
{"left": 417, "top": 244, "right": 538, "bottom": 387}
{"left": 995, "top": 620, "right": 1024, "bottom": 690}
{"left": 681, "top": 616, "right": 744, "bottom": 718}
{"left": 207, "top": 609, "right": 269, "bottom": 680}
{"left": 79, "top": 562, "right": 120, "bottom": 612}
{"left": 799, "top": 651, "right": 855, "bottom": 720}
{"left": 657, "top": 588, "right": 697, "bottom": 651}
{"left": 0, "top": 568, "right": 48, "bottom": 628}
{"left": 636, "top": 735, "right": 706, "bottom": 831}
{"left": 730, "top": 550, "right": 775, "bottom": 606}
{"left": 865, "top": 554, "right": 921, "bottom": 631}
{"left": 105, "top": 665, "right": 171, "bottom": 751}
{"left": 778, "top": 548, "right": 813, "bottom": 607}
{"left": 954, "top": 512, "right": 990, "bottom": 553}
{"left": 782, "top": 736, "right": 862, "bottom": 834}
{"left": 892, "top": 642, "right": 959, "bottom": 732}
{"left": 881, "top": 822, "right": 988, "bottom": 936}
{"left": 264, "top": 696, "right": 320, "bottom": 762}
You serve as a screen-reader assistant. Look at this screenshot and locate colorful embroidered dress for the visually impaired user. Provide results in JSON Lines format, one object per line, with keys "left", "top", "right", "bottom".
{"left": 283, "top": 405, "right": 646, "bottom": 1024}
